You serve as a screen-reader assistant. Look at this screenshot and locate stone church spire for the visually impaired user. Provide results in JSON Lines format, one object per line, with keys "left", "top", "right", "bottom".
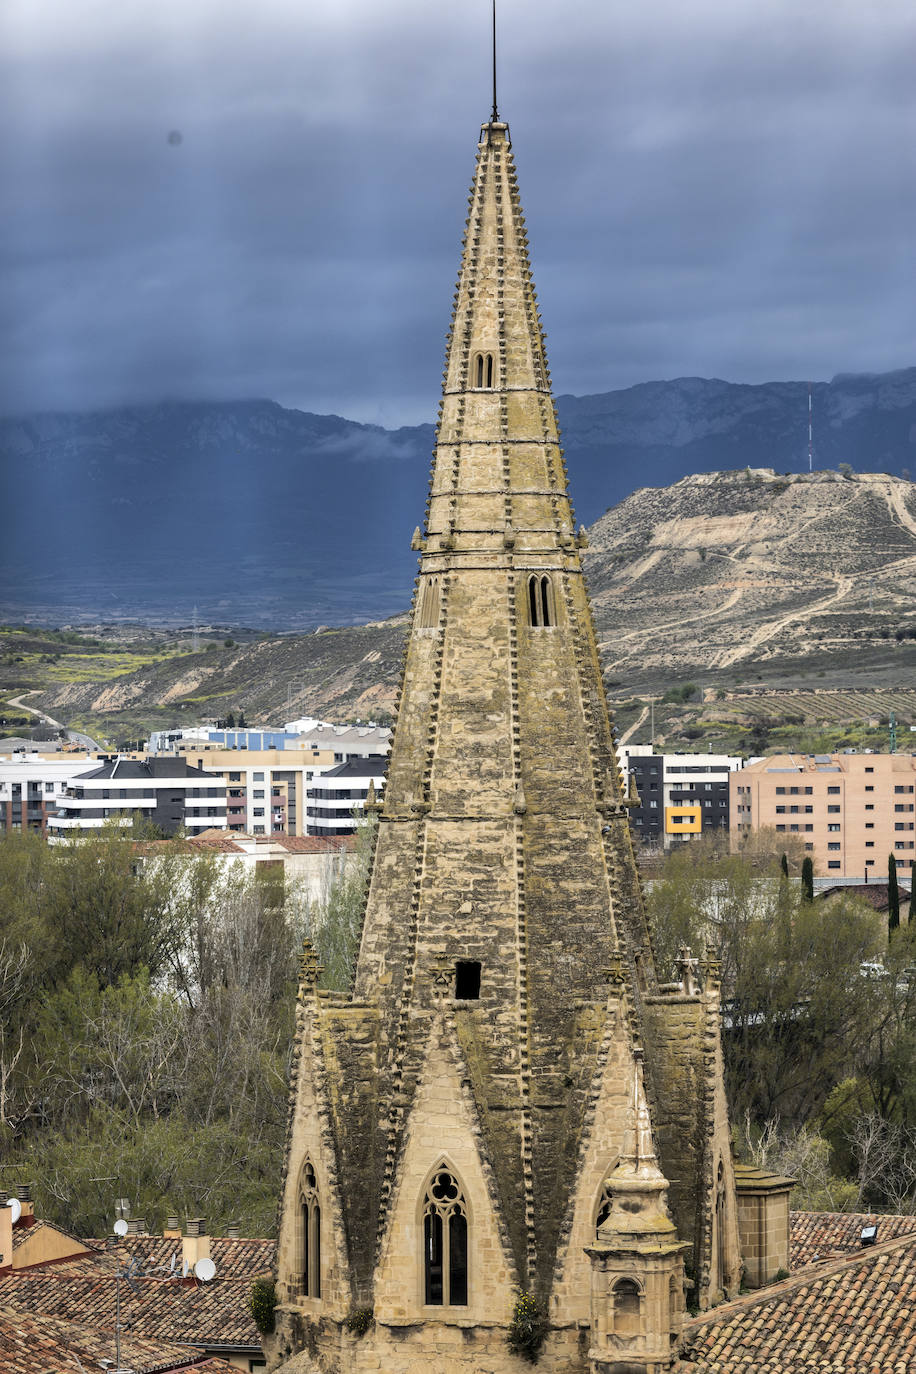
{"left": 272, "top": 112, "right": 742, "bottom": 1374}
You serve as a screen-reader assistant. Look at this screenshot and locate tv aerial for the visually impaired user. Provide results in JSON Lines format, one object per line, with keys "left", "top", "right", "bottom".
{"left": 7, "top": 1198, "right": 21, "bottom": 1224}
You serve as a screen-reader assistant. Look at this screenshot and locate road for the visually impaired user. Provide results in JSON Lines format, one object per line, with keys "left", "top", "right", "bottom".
{"left": 7, "top": 692, "right": 104, "bottom": 752}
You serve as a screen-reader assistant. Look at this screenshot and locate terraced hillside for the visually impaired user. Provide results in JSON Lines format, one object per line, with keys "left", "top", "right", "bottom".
{"left": 586, "top": 468, "right": 916, "bottom": 676}
{"left": 10, "top": 468, "right": 916, "bottom": 744}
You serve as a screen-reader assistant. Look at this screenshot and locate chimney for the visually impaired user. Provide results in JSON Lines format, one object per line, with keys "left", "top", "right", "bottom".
{"left": 126, "top": 1218, "right": 148, "bottom": 1235}
{"left": 226, "top": 1222, "right": 240, "bottom": 1239}
{"left": 15, "top": 1184, "right": 34, "bottom": 1223}
{"left": 0, "top": 1194, "right": 11, "bottom": 1271}
{"left": 163, "top": 1216, "right": 182, "bottom": 1239}
{"left": 182, "top": 1218, "right": 210, "bottom": 1271}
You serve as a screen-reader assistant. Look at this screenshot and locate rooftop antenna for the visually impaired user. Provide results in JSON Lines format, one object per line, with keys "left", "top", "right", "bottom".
{"left": 491, "top": 0, "right": 499, "bottom": 122}
{"left": 807, "top": 383, "right": 813, "bottom": 473}
{"left": 192, "top": 605, "right": 199, "bottom": 654}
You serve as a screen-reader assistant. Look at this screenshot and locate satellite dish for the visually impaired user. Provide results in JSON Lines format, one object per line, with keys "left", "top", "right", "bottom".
{"left": 194, "top": 1256, "right": 216, "bottom": 1283}
{"left": 113, "top": 1218, "right": 128, "bottom": 1238}
{"left": 7, "top": 1198, "right": 21, "bottom": 1224}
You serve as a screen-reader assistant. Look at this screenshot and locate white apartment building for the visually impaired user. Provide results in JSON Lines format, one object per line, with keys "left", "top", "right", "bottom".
{"left": 0, "top": 751, "right": 96, "bottom": 833}
{"left": 617, "top": 745, "right": 743, "bottom": 848}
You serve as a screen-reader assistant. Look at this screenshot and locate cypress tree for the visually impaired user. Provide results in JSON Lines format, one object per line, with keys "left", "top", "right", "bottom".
{"left": 888, "top": 854, "right": 900, "bottom": 933}
{"left": 909, "top": 861, "right": 915, "bottom": 925}
{"left": 801, "top": 855, "right": 814, "bottom": 903}
{"left": 780, "top": 853, "right": 789, "bottom": 880}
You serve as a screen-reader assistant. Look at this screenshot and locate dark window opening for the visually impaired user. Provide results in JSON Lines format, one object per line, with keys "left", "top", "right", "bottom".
{"left": 527, "top": 574, "right": 554, "bottom": 628}
{"left": 455, "top": 960, "right": 481, "bottom": 1000}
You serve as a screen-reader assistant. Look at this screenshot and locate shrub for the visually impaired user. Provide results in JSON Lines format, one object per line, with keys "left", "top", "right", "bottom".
{"left": 346, "top": 1307, "right": 374, "bottom": 1337}
{"left": 507, "top": 1290, "right": 548, "bottom": 1364}
{"left": 250, "top": 1276, "right": 277, "bottom": 1334}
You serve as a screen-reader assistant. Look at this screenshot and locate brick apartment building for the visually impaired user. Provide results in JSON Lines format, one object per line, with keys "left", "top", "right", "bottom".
{"left": 731, "top": 752, "right": 916, "bottom": 878}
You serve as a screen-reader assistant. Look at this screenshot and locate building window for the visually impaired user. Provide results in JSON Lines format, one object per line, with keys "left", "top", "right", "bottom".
{"left": 423, "top": 1168, "right": 468, "bottom": 1306}
{"left": 828, "top": 861, "right": 841, "bottom": 870}
{"left": 613, "top": 1279, "right": 642, "bottom": 1336}
{"left": 300, "top": 1160, "right": 321, "bottom": 1299}
{"left": 473, "top": 352, "right": 494, "bottom": 388}
{"left": 455, "top": 961, "right": 481, "bottom": 1000}
{"left": 527, "top": 574, "right": 554, "bottom": 628}
{"left": 418, "top": 576, "right": 441, "bottom": 630}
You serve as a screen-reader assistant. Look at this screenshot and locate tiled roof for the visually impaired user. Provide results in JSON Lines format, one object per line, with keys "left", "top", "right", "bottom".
{"left": 0, "top": 1307, "right": 237, "bottom": 1373}
{"left": 271, "top": 833, "right": 356, "bottom": 853}
{"left": 0, "top": 1236, "right": 272, "bottom": 1352}
{"left": 10, "top": 1216, "right": 94, "bottom": 1258}
{"left": 818, "top": 883, "right": 911, "bottom": 912}
{"left": 791, "top": 1209, "right": 916, "bottom": 1268}
{"left": 677, "top": 1229, "right": 916, "bottom": 1372}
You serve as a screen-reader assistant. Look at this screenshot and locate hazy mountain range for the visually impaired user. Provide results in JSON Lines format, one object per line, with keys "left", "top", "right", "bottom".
{"left": 4, "top": 368, "right": 916, "bottom": 630}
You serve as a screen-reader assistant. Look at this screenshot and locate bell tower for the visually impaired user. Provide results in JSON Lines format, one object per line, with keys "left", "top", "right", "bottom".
{"left": 272, "top": 108, "right": 740, "bottom": 1374}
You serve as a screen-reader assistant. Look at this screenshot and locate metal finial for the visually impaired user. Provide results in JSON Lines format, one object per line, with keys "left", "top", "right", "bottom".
{"left": 491, "top": 0, "right": 499, "bottom": 122}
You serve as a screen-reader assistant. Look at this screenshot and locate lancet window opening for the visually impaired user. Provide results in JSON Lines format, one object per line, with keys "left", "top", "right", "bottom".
{"left": 418, "top": 576, "right": 441, "bottom": 630}
{"left": 299, "top": 1159, "right": 321, "bottom": 1298}
{"left": 527, "top": 574, "right": 554, "bottom": 628}
{"left": 473, "top": 352, "right": 495, "bottom": 389}
{"left": 423, "top": 1166, "right": 468, "bottom": 1307}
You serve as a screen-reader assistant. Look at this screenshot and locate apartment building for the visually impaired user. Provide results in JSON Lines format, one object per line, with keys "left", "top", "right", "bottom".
{"left": 730, "top": 752, "right": 916, "bottom": 878}
{"left": 0, "top": 750, "right": 95, "bottom": 833}
{"left": 305, "top": 757, "right": 388, "bottom": 836}
{"left": 152, "top": 722, "right": 392, "bottom": 836}
{"left": 48, "top": 757, "right": 227, "bottom": 837}
{"left": 617, "top": 745, "right": 742, "bottom": 848}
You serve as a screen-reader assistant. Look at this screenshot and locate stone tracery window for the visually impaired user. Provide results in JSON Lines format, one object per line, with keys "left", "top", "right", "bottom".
{"left": 423, "top": 1166, "right": 468, "bottom": 1306}
{"left": 595, "top": 1179, "right": 613, "bottom": 1237}
{"left": 300, "top": 1159, "right": 321, "bottom": 1298}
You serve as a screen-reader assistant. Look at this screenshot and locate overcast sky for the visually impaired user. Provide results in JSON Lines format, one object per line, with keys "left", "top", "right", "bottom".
{"left": 2, "top": 0, "right": 914, "bottom": 425}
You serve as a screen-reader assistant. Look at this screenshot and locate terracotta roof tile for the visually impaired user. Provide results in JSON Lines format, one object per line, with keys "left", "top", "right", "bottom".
{"left": 0, "top": 1236, "right": 273, "bottom": 1352}
{"left": 678, "top": 1227, "right": 916, "bottom": 1371}
{"left": 0, "top": 1307, "right": 237, "bottom": 1373}
{"left": 791, "top": 1210, "right": 916, "bottom": 1268}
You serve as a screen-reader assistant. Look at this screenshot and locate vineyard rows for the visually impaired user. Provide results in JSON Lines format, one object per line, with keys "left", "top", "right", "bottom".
{"left": 722, "top": 689, "right": 916, "bottom": 724}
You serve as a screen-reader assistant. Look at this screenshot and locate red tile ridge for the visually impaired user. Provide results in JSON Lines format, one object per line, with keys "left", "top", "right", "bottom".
{"left": 682, "top": 1228, "right": 916, "bottom": 1333}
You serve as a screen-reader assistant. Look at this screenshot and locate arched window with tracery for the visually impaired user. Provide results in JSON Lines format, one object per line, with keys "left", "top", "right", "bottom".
{"left": 527, "top": 574, "right": 554, "bottom": 628}
{"left": 613, "top": 1278, "right": 642, "bottom": 1336}
{"left": 595, "top": 1180, "right": 613, "bottom": 1237}
{"left": 300, "top": 1159, "right": 321, "bottom": 1298}
{"left": 423, "top": 1166, "right": 468, "bottom": 1307}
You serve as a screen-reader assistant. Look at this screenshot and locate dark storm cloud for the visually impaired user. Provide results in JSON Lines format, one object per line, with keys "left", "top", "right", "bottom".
{"left": 1, "top": 0, "right": 914, "bottom": 423}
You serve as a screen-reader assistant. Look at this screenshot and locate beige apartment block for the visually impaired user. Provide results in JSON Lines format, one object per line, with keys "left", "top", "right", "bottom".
{"left": 181, "top": 747, "right": 336, "bottom": 836}
{"left": 731, "top": 752, "right": 916, "bottom": 879}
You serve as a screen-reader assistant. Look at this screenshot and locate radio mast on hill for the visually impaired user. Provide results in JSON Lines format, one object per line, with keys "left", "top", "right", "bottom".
{"left": 808, "top": 382, "right": 814, "bottom": 472}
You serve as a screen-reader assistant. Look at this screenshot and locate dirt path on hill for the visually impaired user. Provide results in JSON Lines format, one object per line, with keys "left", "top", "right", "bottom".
{"left": 617, "top": 703, "right": 649, "bottom": 745}
{"left": 605, "top": 586, "right": 744, "bottom": 648}
{"left": 883, "top": 480, "right": 916, "bottom": 540}
{"left": 715, "top": 573, "right": 855, "bottom": 668}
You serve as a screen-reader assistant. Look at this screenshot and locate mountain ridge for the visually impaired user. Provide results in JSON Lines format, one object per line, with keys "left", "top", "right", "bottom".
{"left": 4, "top": 369, "right": 916, "bottom": 630}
